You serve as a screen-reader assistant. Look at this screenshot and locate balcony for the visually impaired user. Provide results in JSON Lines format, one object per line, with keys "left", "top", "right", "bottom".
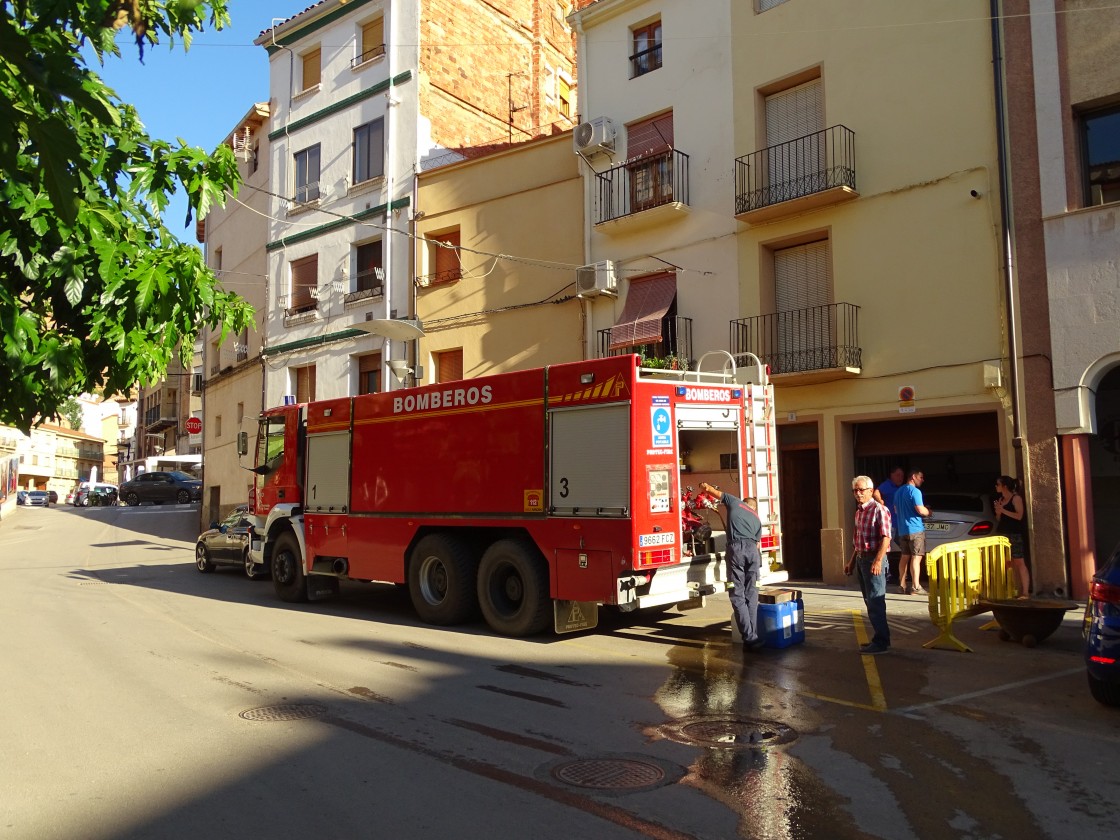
{"left": 351, "top": 44, "right": 386, "bottom": 67}
{"left": 731, "top": 302, "right": 861, "bottom": 384}
{"left": 594, "top": 149, "right": 690, "bottom": 230}
{"left": 597, "top": 316, "right": 693, "bottom": 368}
{"left": 277, "top": 291, "right": 319, "bottom": 318}
{"left": 144, "top": 404, "right": 178, "bottom": 432}
{"left": 734, "top": 126, "right": 858, "bottom": 224}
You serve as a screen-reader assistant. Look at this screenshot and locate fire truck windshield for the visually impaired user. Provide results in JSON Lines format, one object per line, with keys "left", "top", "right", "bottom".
{"left": 257, "top": 416, "right": 286, "bottom": 477}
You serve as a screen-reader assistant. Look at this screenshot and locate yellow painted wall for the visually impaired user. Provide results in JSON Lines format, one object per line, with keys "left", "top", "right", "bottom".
{"left": 415, "top": 133, "right": 586, "bottom": 375}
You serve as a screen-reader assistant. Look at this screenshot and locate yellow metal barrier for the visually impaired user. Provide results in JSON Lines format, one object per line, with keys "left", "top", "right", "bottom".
{"left": 924, "top": 536, "right": 1018, "bottom": 652}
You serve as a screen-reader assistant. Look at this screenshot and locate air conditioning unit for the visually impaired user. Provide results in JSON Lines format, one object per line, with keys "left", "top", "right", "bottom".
{"left": 576, "top": 260, "right": 617, "bottom": 297}
{"left": 573, "top": 117, "right": 615, "bottom": 155}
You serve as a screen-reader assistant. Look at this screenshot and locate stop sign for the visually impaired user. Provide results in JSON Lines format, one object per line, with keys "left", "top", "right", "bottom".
{"left": 185, "top": 417, "right": 203, "bottom": 435}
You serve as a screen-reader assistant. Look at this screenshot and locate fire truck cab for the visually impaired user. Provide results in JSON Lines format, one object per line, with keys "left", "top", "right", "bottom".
{"left": 242, "top": 351, "right": 782, "bottom": 636}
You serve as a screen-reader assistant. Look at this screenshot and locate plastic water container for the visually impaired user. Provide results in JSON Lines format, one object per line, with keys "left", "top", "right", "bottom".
{"left": 756, "top": 598, "right": 805, "bottom": 649}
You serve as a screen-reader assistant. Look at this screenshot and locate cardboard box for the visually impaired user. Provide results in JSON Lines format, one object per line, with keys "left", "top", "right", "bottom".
{"left": 759, "top": 587, "right": 802, "bottom": 604}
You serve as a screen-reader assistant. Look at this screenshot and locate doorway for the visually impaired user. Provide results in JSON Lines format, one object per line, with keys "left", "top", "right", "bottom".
{"left": 778, "top": 423, "right": 822, "bottom": 579}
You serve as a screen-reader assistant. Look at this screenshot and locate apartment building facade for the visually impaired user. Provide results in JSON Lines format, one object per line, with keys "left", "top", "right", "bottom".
{"left": 254, "top": 0, "right": 581, "bottom": 405}
{"left": 571, "top": 0, "right": 1019, "bottom": 584}
{"left": 1002, "top": 0, "right": 1120, "bottom": 596}
{"left": 197, "top": 103, "right": 271, "bottom": 522}
{"left": 414, "top": 132, "right": 585, "bottom": 379}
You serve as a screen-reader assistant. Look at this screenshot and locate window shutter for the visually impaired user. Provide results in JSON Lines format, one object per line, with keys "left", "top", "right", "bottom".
{"left": 355, "top": 242, "right": 383, "bottom": 292}
{"left": 361, "top": 19, "right": 384, "bottom": 59}
{"left": 358, "top": 353, "right": 381, "bottom": 395}
{"left": 295, "top": 365, "right": 316, "bottom": 403}
{"left": 302, "top": 49, "right": 321, "bottom": 89}
{"left": 291, "top": 254, "right": 318, "bottom": 311}
{"left": 765, "top": 79, "right": 823, "bottom": 146}
{"left": 434, "top": 231, "right": 461, "bottom": 282}
{"left": 627, "top": 113, "right": 674, "bottom": 158}
{"left": 774, "top": 240, "right": 830, "bottom": 311}
{"left": 437, "top": 349, "right": 463, "bottom": 383}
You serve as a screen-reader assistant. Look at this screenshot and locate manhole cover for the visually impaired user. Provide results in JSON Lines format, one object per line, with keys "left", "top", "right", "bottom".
{"left": 548, "top": 761, "right": 663, "bottom": 792}
{"left": 660, "top": 715, "right": 797, "bottom": 749}
{"left": 239, "top": 703, "right": 328, "bottom": 722}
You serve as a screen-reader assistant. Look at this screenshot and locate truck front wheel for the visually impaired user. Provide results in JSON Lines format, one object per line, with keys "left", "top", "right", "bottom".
{"left": 271, "top": 532, "right": 308, "bottom": 602}
{"left": 478, "top": 539, "right": 550, "bottom": 636}
{"left": 408, "top": 534, "right": 478, "bottom": 625}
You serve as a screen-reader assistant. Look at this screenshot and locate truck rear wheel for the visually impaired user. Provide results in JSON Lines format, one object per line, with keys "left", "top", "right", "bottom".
{"left": 271, "top": 532, "right": 308, "bottom": 602}
{"left": 478, "top": 539, "right": 550, "bottom": 636}
{"left": 408, "top": 534, "right": 478, "bottom": 625}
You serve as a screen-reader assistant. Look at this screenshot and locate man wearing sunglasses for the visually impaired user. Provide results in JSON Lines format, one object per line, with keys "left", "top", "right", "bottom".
{"left": 845, "top": 476, "right": 893, "bottom": 654}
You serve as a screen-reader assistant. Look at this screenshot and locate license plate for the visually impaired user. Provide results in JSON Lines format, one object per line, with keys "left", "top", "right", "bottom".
{"left": 925, "top": 522, "right": 952, "bottom": 532}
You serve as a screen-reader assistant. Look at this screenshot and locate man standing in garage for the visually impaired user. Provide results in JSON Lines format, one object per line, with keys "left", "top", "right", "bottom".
{"left": 894, "top": 469, "right": 931, "bottom": 595}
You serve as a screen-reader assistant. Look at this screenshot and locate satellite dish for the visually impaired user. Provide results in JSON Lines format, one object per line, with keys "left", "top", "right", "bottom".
{"left": 353, "top": 318, "right": 425, "bottom": 341}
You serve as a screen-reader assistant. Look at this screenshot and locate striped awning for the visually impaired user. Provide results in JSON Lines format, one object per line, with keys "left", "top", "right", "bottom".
{"left": 609, "top": 273, "right": 677, "bottom": 350}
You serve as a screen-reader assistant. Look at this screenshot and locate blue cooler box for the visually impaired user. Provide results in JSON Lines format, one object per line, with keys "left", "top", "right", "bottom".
{"left": 757, "top": 598, "right": 805, "bottom": 649}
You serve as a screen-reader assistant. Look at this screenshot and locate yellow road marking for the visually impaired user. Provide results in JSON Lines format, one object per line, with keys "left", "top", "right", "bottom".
{"left": 851, "top": 609, "right": 888, "bottom": 711}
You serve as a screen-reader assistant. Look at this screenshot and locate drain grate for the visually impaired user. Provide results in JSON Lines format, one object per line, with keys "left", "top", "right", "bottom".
{"left": 548, "top": 761, "right": 667, "bottom": 792}
{"left": 239, "top": 703, "right": 328, "bottom": 723}
{"left": 660, "top": 715, "right": 797, "bottom": 749}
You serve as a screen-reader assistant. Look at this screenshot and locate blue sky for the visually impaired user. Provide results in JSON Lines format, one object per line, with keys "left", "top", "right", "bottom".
{"left": 92, "top": 1, "right": 314, "bottom": 240}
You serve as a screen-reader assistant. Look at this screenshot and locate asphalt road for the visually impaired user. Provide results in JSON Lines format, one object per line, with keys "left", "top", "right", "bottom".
{"left": 1, "top": 504, "right": 1116, "bottom": 840}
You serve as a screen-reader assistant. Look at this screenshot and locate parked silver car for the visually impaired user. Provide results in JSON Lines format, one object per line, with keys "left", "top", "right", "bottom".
{"left": 900, "top": 492, "right": 997, "bottom": 554}
{"left": 25, "top": 490, "right": 51, "bottom": 507}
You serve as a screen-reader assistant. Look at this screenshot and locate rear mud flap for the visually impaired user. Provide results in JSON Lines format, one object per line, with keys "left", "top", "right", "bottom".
{"left": 554, "top": 600, "right": 599, "bottom": 634}
{"left": 307, "top": 576, "right": 340, "bottom": 601}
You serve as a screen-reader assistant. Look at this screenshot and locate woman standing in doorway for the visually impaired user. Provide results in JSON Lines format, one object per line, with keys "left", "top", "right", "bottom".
{"left": 994, "top": 475, "right": 1030, "bottom": 597}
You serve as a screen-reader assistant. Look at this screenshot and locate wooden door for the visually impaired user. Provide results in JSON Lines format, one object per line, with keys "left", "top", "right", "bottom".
{"left": 779, "top": 447, "right": 822, "bottom": 579}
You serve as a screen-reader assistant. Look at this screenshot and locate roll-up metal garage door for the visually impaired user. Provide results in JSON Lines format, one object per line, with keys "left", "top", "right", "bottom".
{"left": 549, "top": 403, "right": 630, "bottom": 515}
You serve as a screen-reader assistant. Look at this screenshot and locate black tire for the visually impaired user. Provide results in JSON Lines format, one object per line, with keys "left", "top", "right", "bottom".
{"left": 177, "top": 490, "right": 190, "bottom": 504}
{"left": 244, "top": 548, "right": 269, "bottom": 580}
{"left": 271, "top": 531, "right": 307, "bottom": 602}
{"left": 408, "top": 534, "right": 479, "bottom": 625}
{"left": 477, "top": 538, "right": 551, "bottom": 636}
{"left": 125, "top": 492, "right": 139, "bottom": 507}
{"left": 195, "top": 543, "right": 215, "bottom": 573}
{"left": 1088, "top": 672, "right": 1120, "bottom": 707}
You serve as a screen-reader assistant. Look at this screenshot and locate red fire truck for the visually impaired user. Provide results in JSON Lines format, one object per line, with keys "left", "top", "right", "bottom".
{"left": 240, "top": 351, "right": 782, "bottom": 636}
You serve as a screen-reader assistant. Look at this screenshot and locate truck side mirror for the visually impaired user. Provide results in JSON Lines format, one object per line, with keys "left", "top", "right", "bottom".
{"left": 237, "top": 431, "right": 249, "bottom": 457}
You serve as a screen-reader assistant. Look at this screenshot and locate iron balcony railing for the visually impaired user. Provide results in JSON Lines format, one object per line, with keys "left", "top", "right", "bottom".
{"left": 351, "top": 44, "right": 386, "bottom": 67}
{"left": 731, "top": 302, "right": 861, "bottom": 376}
{"left": 595, "top": 149, "right": 690, "bottom": 224}
{"left": 597, "top": 316, "right": 693, "bottom": 367}
{"left": 735, "top": 125, "right": 856, "bottom": 214}
{"left": 630, "top": 43, "right": 662, "bottom": 78}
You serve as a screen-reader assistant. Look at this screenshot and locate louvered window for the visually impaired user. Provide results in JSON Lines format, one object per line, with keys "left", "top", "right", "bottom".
{"left": 360, "top": 19, "right": 385, "bottom": 63}
{"left": 290, "top": 254, "right": 318, "bottom": 313}
{"left": 301, "top": 48, "right": 321, "bottom": 90}
{"left": 765, "top": 79, "right": 824, "bottom": 196}
{"left": 355, "top": 241, "right": 383, "bottom": 293}
{"left": 357, "top": 353, "right": 381, "bottom": 395}
{"left": 436, "top": 349, "right": 464, "bottom": 383}
{"left": 774, "top": 240, "right": 832, "bottom": 366}
{"left": 627, "top": 113, "right": 675, "bottom": 211}
{"left": 295, "top": 365, "right": 317, "bottom": 403}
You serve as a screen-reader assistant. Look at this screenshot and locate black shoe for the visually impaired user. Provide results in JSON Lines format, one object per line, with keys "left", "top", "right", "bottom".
{"left": 860, "top": 642, "right": 889, "bottom": 655}
{"left": 743, "top": 638, "right": 766, "bottom": 652}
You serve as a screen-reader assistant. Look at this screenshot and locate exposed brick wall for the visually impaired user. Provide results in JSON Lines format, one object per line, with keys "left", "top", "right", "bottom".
{"left": 419, "top": 0, "right": 578, "bottom": 153}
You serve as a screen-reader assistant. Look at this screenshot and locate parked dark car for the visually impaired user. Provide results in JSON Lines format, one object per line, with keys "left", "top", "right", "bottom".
{"left": 47, "top": 490, "right": 58, "bottom": 504}
{"left": 119, "top": 471, "right": 202, "bottom": 506}
{"left": 1085, "top": 541, "right": 1120, "bottom": 707}
{"left": 195, "top": 505, "right": 265, "bottom": 579}
{"left": 16, "top": 490, "right": 27, "bottom": 505}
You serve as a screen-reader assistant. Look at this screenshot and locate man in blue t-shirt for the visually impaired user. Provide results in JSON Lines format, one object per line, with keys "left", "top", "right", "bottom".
{"left": 893, "top": 469, "right": 931, "bottom": 595}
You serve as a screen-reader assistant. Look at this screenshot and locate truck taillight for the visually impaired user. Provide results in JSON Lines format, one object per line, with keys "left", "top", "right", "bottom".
{"left": 636, "top": 547, "right": 675, "bottom": 569}
{"left": 248, "top": 486, "right": 256, "bottom": 514}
